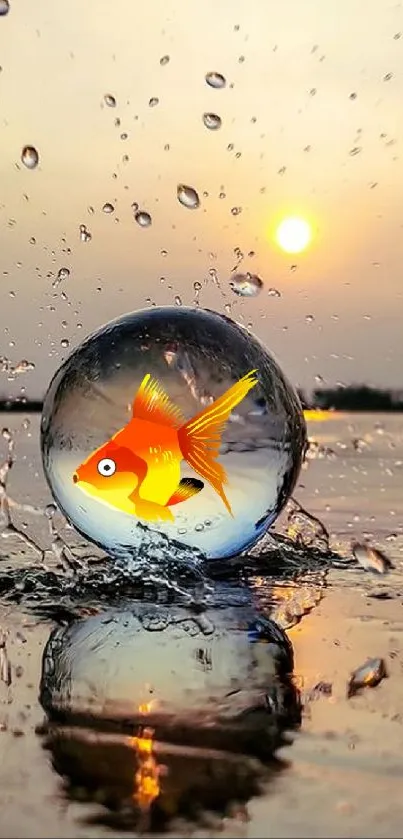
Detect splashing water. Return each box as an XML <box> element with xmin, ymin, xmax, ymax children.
<box><xmin>230</xmin><ymin>272</ymin><xmax>263</xmax><ymax>298</ymax></box>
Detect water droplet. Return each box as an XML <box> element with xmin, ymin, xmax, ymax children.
<box><xmin>104</xmin><ymin>93</ymin><xmax>116</xmax><ymax>107</ymax></box>
<box><xmin>177</xmin><ymin>184</ymin><xmax>200</xmax><ymax>209</ymax></box>
<box><xmin>160</xmin><ymin>54</ymin><xmax>170</xmax><ymax>66</ymax></box>
<box><xmin>0</xmin><ymin>0</ymin><xmax>10</xmax><ymax>16</ymax></box>
<box><xmin>305</xmin><ymin>314</ymin><xmax>315</xmax><ymax>323</ymax></box>
<box><xmin>202</xmin><ymin>112</ymin><xmax>222</xmax><ymax>130</ymax></box>
<box><xmin>349</xmin><ymin>146</ymin><xmax>362</xmax><ymax>156</ymax></box>
<box><xmin>230</xmin><ymin>272</ymin><xmax>263</xmax><ymax>297</ymax></box>
<box><xmin>349</xmin><ymin>92</ymin><xmax>357</xmax><ymax>100</ymax></box>
<box><xmin>79</xmin><ymin>224</ymin><xmax>92</xmax><ymax>243</ymax></box>
<box><xmin>219</xmin><ymin>191</ymin><xmax>226</xmax><ymax>199</ymax></box>
<box><xmin>231</xmin><ymin>206</ymin><xmax>242</xmax><ymax>216</ymax></box>
<box><xmin>134</xmin><ymin>210</ymin><xmax>152</xmax><ymax>227</ymax></box>
<box><xmin>393</xmin><ymin>32</ymin><xmax>401</xmax><ymax>40</ymax></box>
<box><xmin>309</xmin><ymin>87</ymin><xmax>317</xmax><ymax>96</ymax></box>
<box><xmin>149</xmin><ymin>97</ymin><xmax>159</xmax><ymax>108</ymax></box>
<box><xmin>193</xmin><ymin>281</ymin><xmax>202</xmax><ymax>293</ymax></box>
<box><xmin>174</xmin><ymin>295</ymin><xmax>182</xmax><ymax>306</ymax></box>
<box><xmin>267</xmin><ymin>287</ymin><xmax>281</xmax><ymax>298</ymax></box>
<box><xmin>52</xmin><ymin>267</ymin><xmax>70</xmax><ymax>288</ymax></box>
<box><xmin>21</xmin><ymin>145</ymin><xmax>39</xmax><ymax>170</ymax></box>
<box><xmin>102</xmin><ymin>202</ymin><xmax>114</xmax><ymax>214</ymax></box>
<box><xmin>29</xmin><ymin>236</ymin><xmax>36</xmax><ymax>245</ymax></box>
<box><xmin>60</xmin><ymin>338</ymin><xmax>69</xmax><ymax>348</ymax></box>
<box><xmin>383</xmin><ymin>72</ymin><xmax>393</xmax><ymax>82</ymax></box>
<box><xmin>205</xmin><ymin>71</ymin><xmax>226</xmax><ymax>89</ymax></box>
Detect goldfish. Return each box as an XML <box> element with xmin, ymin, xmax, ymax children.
<box><xmin>73</xmin><ymin>369</ymin><xmax>258</xmax><ymax>523</ymax></box>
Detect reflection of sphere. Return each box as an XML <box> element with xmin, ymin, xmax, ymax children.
<box><xmin>39</xmin><ymin>601</ymin><xmax>301</xmax><ymax>828</ymax></box>
<box><xmin>41</xmin><ymin>306</ymin><xmax>306</xmax><ymax>560</ymax></box>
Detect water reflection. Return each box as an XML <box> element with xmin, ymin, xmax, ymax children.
<box><xmin>38</xmin><ymin>590</ymin><xmax>301</xmax><ymax>831</ymax></box>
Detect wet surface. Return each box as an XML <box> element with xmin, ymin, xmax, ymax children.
<box><xmin>1</xmin><ymin>412</ymin><xmax>403</xmax><ymax>837</ymax></box>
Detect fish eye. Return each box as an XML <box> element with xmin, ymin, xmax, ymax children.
<box><xmin>97</xmin><ymin>457</ymin><xmax>116</xmax><ymax>477</ymax></box>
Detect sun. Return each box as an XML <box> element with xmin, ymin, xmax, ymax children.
<box><xmin>275</xmin><ymin>217</ymin><xmax>312</xmax><ymax>254</ymax></box>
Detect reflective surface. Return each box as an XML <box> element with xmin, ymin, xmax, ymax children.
<box><xmin>39</xmin><ymin>596</ymin><xmax>301</xmax><ymax>831</ymax></box>
<box><xmin>41</xmin><ymin>306</ymin><xmax>306</xmax><ymax>561</ymax></box>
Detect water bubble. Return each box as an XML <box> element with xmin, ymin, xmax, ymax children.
<box><xmin>0</xmin><ymin>0</ymin><xmax>9</xmax><ymax>16</ymax></box>
<box><xmin>383</xmin><ymin>72</ymin><xmax>393</xmax><ymax>82</ymax></box>
<box><xmin>174</xmin><ymin>295</ymin><xmax>182</xmax><ymax>306</ymax></box>
<box><xmin>305</xmin><ymin>314</ymin><xmax>315</xmax><ymax>323</ymax></box>
<box><xmin>231</xmin><ymin>206</ymin><xmax>242</xmax><ymax>216</ymax></box>
<box><xmin>52</xmin><ymin>267</ymin><xmax>70</xmax><ymax>288</ymax></box>
<box><xmin>134</xmin><ymin>210</ymin><xmax>152</xmax><ymax>227</ymax></box>
<box><xmin>160</xmin><ymin>54</ymin><xmax>170</xmax><ymax>65</ymax></box>
<box><xmin>205</xmin><ymin>71</ymin><xmax>226</xmax><ymax>89</ymax></box>
<box><xmin>177</xmin><ymin>184</ymin><xmax>200</xmax><ymax>209</ymax></box>
<box><xmin>149</xmin><ymin>97</ymin><xmax>159</xmax><ymax>107</ymax></box>
<box><xmin>102</xmin><ymin>202</ymin><xmax>114</xmax><ymax>214</ymax></box>
<box><xmin>41</xmin><ymin>306</ymin><xmax>306</xmax><ymax>561</ymax></box>
<box><xmin>60</xmin><ymin>338</ymin><xmax>69</xmax><ymax>349</ymax></box>
<box><xmin>230</xmin><ymin>272</ymin><xmax>263</xmax><ymax>297</ymax></box>
<box><xmin>202</xmin><ymin>112</ymin><xmax>222</xmax><ymax>130</ymax></box>
<box><xmin>104</xmin><ymin>93</ymin><xmax>116</xmax><ymax>107</ymax></box>
<box><xmin>21</xmin><ymin>145</ymin><xmax>39</xmax><ymax>170</ymax></box>
<box><xmin>79</xmin><ymin>224</ymin><xmax>92</xmax><ymax>243</ymax></box>
<box><xmin>267</xmin><ymin>288</ymin><xmax>281</xmax><ymax>298</ymax></box>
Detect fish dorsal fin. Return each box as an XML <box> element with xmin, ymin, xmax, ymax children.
<box><xmin>132</xmin><ymin>373</ymin><xmax>185</xmax><ymax>428</ymax></box>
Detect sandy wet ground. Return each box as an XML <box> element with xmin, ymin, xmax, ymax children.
<box><xmin>1</xmin><ymin>411</ymin><xmax>403</xmax><ymax>837</ymax></box>
<box><xmin>2</xmin><ymin>568</ymin><xmax>403</xmax><ymax>839</ymax></box>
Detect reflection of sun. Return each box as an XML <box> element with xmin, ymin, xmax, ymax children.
<box><xmin>275</xmin><ymin>217</ymin><xmax>312</xmax><ymax>254</ymax></box>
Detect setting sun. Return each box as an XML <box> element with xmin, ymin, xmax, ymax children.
<box><xmin>275</xmin><ymin>217</ymin><xmax>312</xmax><ymax>254</ymax></box>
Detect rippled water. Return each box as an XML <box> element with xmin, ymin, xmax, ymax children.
<box><xmin>1</xmin><ymin>411</ymin><xmax>403</xmax><ymax>836</ymax></box>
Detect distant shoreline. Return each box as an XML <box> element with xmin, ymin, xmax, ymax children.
<box><xmin>1</xmin><ymin>401</ymin><xmax>403</xmax><ymax>415</ymax></box>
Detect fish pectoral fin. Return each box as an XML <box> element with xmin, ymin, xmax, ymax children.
<box><xmin>132</xmin><ymin>373</ymin><xmax>185</xmax><ymax>428</ymax></box>
<box><xmin>131</xmin><ymin>495</ymin><xmax>175</xmax><ymax>523</ymax></box>
<box><xmin>167</xmin><ymin>478</ymin><xmax>204</xmax><ymax>507</ymax></box>
<box><xmin>177</xmin><ymin>370</ymin><xmax>259</xmax><ymax>516</ymax></box>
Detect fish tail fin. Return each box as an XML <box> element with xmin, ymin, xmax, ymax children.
<box><xmin>178</xmin><ymin>370</ymin><xmax>259</xmax><ymax>516</ymax></box>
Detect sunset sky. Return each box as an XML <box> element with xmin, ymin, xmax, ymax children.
<box><xmin>1</xmin><ymin>0</ymin><xmax>402</xmax><ymax>398</ymax></box>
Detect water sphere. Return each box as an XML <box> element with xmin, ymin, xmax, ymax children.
<box><xmin>21</xmin><ymin>145</ymin><xmax>39</xmax><ymax>169</ymax></box>
<box><xmin>40</xmin><ymin>307</ymin><xmax>306</xmax><ymax>561</ymax></box>
<box><xmin>177</xmin><ymin>184</ymin><xmax>200</xmax><ymax>209</ymax></box>
<box><xmin>205</xmin><ymin>71</ymin><xmax>226</xmax><ymax>89</ymax></box>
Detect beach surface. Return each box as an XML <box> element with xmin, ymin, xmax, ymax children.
<box><xmin>1</xmin><ymin>412</ymin><xmax>403</xmax><ymax>838</ymax></box>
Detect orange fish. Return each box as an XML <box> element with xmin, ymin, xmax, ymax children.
<box><xmin>73</xmin><ymin>370</ymin><xmax>258</xmax><ymax>523</ymax></box>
